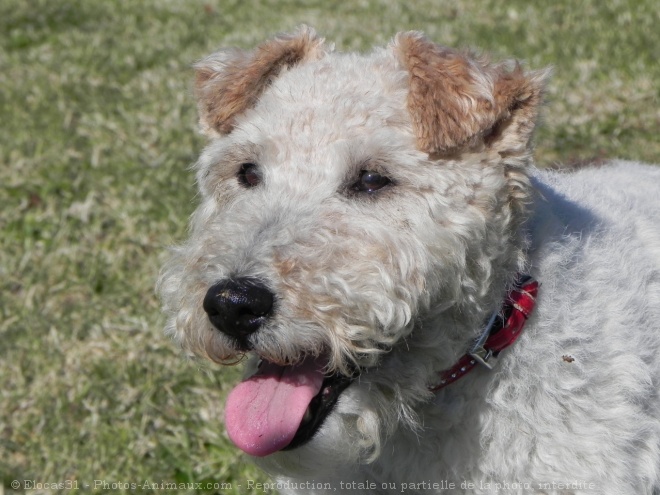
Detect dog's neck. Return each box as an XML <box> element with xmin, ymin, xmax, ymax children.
<box><xmin>428</xmin><ymin>275</ymin><xmax>539</xmax><ymax>391</ymax></box>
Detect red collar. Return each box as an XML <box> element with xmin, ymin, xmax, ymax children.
<box><xmin>429</xmin><ymin>275</ymin><xmax>539</xmax><ymax>392</ymax></box>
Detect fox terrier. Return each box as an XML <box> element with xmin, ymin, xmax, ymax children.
<box><xmin>158</xmin><ymin>27</ymin><xmax>660</xmax><ymax>494</ymax></box>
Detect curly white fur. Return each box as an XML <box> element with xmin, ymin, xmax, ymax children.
<box><xmin>159</xmin><ymin>29</ymin><xmax>660</xmax><ymax>494</ymax></box>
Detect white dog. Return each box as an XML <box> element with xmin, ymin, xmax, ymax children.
<box><xmin>158</xmin><ymin>27</ymin><xmax>660</xmax><ymax>494</ymax></box>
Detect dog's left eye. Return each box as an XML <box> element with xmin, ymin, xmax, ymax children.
<box><xmin>353</xmin><ymin>170</ymin><xmax>391</xmax><ymax>193</ymax></box>
<box><xmin>237</xmin><ymin>163</ymin><xmax>261</xmax><ymax>188</ymax></box>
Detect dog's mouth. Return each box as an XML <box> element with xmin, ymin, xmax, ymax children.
<box><xmin>224</xmin><ymin>355</ymin><xmax>355</xmax><ymax>457</ymax></box>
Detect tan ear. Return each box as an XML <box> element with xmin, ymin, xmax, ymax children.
<box><xmin>393</xmin><ymin>32</ymin><xmax>549</xmax><ymax>154</ymax></box>
<box><xmin>194</xmin><ymin>26</ymin><xmax>326</xmax><ymax>136</ymax></box>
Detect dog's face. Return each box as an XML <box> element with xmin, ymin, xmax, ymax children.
<box><xmin>159</xmin><ymin>27</ymin><xmax>545</xmax><ymax>470</ymax></box>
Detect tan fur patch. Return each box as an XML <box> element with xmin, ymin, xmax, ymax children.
<box><xmin>195</xmin><ymin>26</ymin><xmax>326</xmax><ymax>135</ymax></box>
<box><xmin>393</xmin><ymin>32</ymin><xmax>547</xmax><ymax>154</ymax></box>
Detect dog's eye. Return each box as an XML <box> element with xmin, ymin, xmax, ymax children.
<box><xmin>353</xmin><ymin>170</ymin><xmax>391</xmax><ymax>193</ymax></box>
<box><xmin>237</xmin><ymin>163</ymin><xmax>261</xmax><ymax>188</ymax></box>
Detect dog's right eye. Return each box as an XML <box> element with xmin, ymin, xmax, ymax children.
<box><xmin>237</xmin><ymin>163</ymin><xmax>261</xmax><ymax>188</ymax></box>
<box><xmin>352</xmin><ymin>170</ymin><xmax>392</xmax><ymax>193</ymax></box>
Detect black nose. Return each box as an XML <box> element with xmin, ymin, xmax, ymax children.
<box><xmin>203</xmin><ymin>278</ymin><xmax>275</xmax><ymax>342</ymax></box>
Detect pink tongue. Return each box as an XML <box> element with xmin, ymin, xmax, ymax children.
<box><xmin>224</xmin><ymin>356</ymin><xmax>325</xmax><ymax>457</ymax></box>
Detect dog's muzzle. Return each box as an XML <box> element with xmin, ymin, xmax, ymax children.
<box><xmin>203</xmin><ymin>277</ymin><xmax>275</xmax><ymax>348</ymax></box>
<box><xmin>203</xmin><ymin>277</ymin><xmax>358</xmax><ymax>456</ymax></box>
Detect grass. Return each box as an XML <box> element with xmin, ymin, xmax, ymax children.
<box><xmin>1</xmin><ymin>0</ymin><xmax>658</xmax><ymax>493</ymax></box>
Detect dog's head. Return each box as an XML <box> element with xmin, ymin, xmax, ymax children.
<box><xmin>158</xmin><ymin>27</ymin><xmax>547</xmax><ymax>471</ymax></box>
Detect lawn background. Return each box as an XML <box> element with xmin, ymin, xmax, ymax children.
<box><xmin>1</xmin><ymin>1</ymin><xmax>658</xmax><ymax>494</ymax></box>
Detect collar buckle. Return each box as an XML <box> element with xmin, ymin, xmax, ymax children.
<box><xmin>468</xmin><ymin>310</ymin><xmax>500</xmax><ymax>370</ymax></box>
<box><xmin>469</xmin><ymin>346</ymin><xmax>498</xmax><ymax>370</ymax></box>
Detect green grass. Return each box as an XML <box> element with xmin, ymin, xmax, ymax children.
<box><xmin>1</xmin><ymin>0</ymin><xmax>658</xmax><ymax>493</ymax></box>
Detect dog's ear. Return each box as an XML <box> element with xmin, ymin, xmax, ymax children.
<box><xmin>393</xmin><ymin>32</ymin><xmax>549</xmax><ymax>155</ymax></box>
<box><xmin>194</xmin><ymin>26</ymin><xmax>326</xmax><ymax>136</ymax></box>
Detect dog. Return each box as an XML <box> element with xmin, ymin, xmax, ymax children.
<box><xmin>158</xmin><ymin>27</ymin><xmax>660</xmax><ymax>494</ymax></box>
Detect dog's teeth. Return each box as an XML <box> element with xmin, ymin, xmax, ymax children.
<box><xmin>303</xmin><ymin>407</ymin><xmax>312</xmax><ymax>423</ymax></box>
